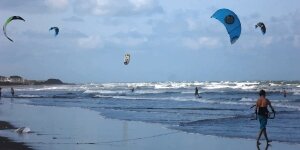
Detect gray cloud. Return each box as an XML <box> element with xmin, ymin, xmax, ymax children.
<box><xmin>0</xmin><ymin>0</ymin><xmax>69</xmax><ymax>13</ymax></box>
<box><xmin>62</xmin><ymin>16</ymin><xmax>84</xmax><ymax>22</ymax></box>
<box><xmin>0</xmin><ymin>0</ymin><xmax>49</xmax><ymax>13</ymax></box>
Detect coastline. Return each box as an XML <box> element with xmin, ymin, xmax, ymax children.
<box><xmin>0</xmin><ymin>121</ymin><xmax>33</xmax><ymax>150</ymax></box>
<box><xmin>0</xmin><ymin>75</ymin><xmax>67</xmax><ymax>86</ymax></box>
<box><xmin>0</xmin><ymin>98</ymin><xmax>299</xmax><ymax>150</ymax></box>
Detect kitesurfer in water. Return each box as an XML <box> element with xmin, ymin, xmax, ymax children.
<box><xmin>11</xmin><ymin>87</ymin><xmax>15</xmax><ymax>97</ymax></box>
<box><xmin>283</xmin><ymin>89</ymin><xmax>287</xmax><ymax>97</ymax></box>
<box><xmin>255</xmin><ymin>90</ymin><xmax>275</xmax><ymax>145</ymax></box>
<box><xmin>195</xmin><ymin>87</ymin><xmax>200</xmax><ymax>98</ymax></box>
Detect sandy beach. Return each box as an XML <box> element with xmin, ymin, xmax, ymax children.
<box><xmin>0</xmin><ymin>97</ymin><xmax>299</xmax><ymax>150</ymax></box>
<box><xmin>0</xmin><ymin>120</ymin><xmax>33</xmax><ymax>150</ymax></box>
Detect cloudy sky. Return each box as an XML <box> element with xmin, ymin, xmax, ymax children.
<box><xmin>0</xmin><ymin>0</ymin><xmax>300</xmax><ymax>83</ymax></box>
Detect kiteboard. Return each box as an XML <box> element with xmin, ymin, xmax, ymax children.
<box><xmin>250</xmin><ymin>104</ymin><xmax>275</xmax><ymax>120</ymax></box>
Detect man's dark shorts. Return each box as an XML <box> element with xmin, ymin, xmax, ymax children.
<box><xmin>258</xmin><ymin>115</ymin><xmax>268</xmax><ymax>129</ymax></box>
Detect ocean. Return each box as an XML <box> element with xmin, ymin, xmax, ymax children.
<box><xmin>2</xmin><ymin>81</ymin><xmax>300</xmax><ymax>143</ymax></box>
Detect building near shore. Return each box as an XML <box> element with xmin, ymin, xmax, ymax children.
<box><xmin>0</xmin><ymin>75</ymin><xmax>64</xmax><ymax>85</ymax></box>
<box><xmin>0</xmin><ymin>75</ymin><xmax>26</xmax><ymax>84</ymax></box>
<box><xmin>9</xmin><ymin>76</ymin><xmax>24</xmax><ymax>83</ymax></box>
<box><xmin>0</xmin><ymin>76</ymin><xmax>9</xmax><ymax>82</ymax></box>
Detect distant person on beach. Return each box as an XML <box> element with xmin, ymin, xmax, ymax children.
<box><xmin>131</xmin><ymin>88</ymin><xmax>135</xmax><ymax>92</ymax></box>
<box><xmin>11</xmin><ymin>87</ymin><xmax>15</xmax><ymax>97</ymax></box>
<box><xmin>0</xmin><ymin>87</ymin><xmax>2</xmax><ymax>97</ymax></box>
<box><xmin>283</xmin><ymin>89</ymin><xmax>287</xmax><ymax>97</ymax></box>
<box><xmin>195</xmin><ymin>87</ymin><xmax>200</xmax><ymax>98</ymax></box>
<box><xmin>255</xmin><ymin>90</ymin><xmax>275</xmax><ymax>145</ymax></box>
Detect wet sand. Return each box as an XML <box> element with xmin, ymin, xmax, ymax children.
<box><xmin>0</xmin><ymin>98</ymin><xmax>299</xmax><ymax>150</ymax></box>
<box><xmin>0</xmin><ymin>121</ymin><xmax>33</xmax><ymax>150</ymax></box>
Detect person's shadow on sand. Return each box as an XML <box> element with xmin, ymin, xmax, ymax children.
<box><xmin>257</xmin><ymin>143</ymin><xmax>270</xmax><ymax>150</ymax></box>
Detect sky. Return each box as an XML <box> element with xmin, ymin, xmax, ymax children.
<box><xmin>0</xmin><ymin>0</ymin><xmax>300</xmax><ymax>83</ymax></box>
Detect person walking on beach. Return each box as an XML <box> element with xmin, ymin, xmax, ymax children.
<box><xmin>11</xmin><ymin>87</ymin><xmax>15</xmax><ymax>97</ymax></box>
<box><xmin>195</xmin><ymin>87</ymin><xmax>200</xmax><ymax>98</ymax></box>
<box><xmin>255</xmin><ymin>90</ymin><xmax>275</xmax><ymax>145</ymax></box>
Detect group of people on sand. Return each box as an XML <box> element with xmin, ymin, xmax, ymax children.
<box><xmin>0</xmin><ymin>87</ymin><xmax>15</xmax><ymax>98</ymax></box>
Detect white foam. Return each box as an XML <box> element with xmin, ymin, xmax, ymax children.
<box><xmin>240</xmin><ymin>97</ymin><xmax>255</xmax><ymax>102</ymax></box>
<box><xmin>181</xmin><ymin>91</ymin><xmax>197</xmax><ymax>94</ymax></box>
<box><xmin>272</xmin><ymin>103</ymin><xmax>300</xmax><ymax>111</ymax></box>
<box><xmin>93</xmin><ymin>95</ymin><xmax>113</xmax><ymax>98</ymax></box>
<box><xmin>12</xmin><ymin>81</ymin><xmax>300</xmax><ymax>94</ymax></box>
<box><xmin>134</xmin><ymin>90</ymin><xmax>169</xmax><ymax>94</ymax></box>
<box><xmin>201</xmin><ymin>81</ymin><xmax>259</xmax><ymax>90</ymax></box>
<box><xmin>109</xmin><ymin>95</ymin><xmax>214</xmax><ymax>104</ymax></box>
<box><xmin>15</xmin><ymin>127</ymin><xmax>31</xmax><ymax>133</ymax></box>
<box><xmin>293</xmin><ymin>92</ymin><xmax>300</xmax><ymax>95</ymax></box>
<box><xmin>35</xmin><ymin>86</ymin><xmax>69</xmax><ymax>91</ymax></box>
<box><xmin>111</xmin><ymin>96</ymin><xmax>150</xmax><ymax>100</ymax></box>
<box><xmin>17</xmin><ymin>94</ymin><xmax>41</xmax><ymax>98</ymax></box>
<box><xmin>154</xmin><ymin>82</ymin><xmax>189</xmax><ymax>89</ymax></box>
<box><xmin>83</xmin><ymin>90</ymin><xmax>128</xmax><ymax>95</ymax></box>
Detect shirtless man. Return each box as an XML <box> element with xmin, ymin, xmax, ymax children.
<box><xmin>255</xmin><ymin>90</ymin><xmax>275</xmax><ymax>145</ymax></box>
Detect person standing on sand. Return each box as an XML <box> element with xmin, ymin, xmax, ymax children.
<box><xmin>11</xmin><ymin>87</ymin><xmax>14</xmax><ymax>97</ymax></box>
<box><xmin>255</xmin><ymin>90</ymin><xmax>276</xmax><ymax>145</ymax></box>
<box><xmin>0</xmin><ymin>87</ymin><xmax>2</xmax><ymax>97</ymax></box>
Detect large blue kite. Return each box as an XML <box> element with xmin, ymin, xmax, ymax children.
<box><xmin>211</xmin><ymin>8</ymin><xmax>241</xmax><ymax>44</ymax></box>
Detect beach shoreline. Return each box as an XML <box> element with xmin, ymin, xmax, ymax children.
<box><xmin>0</xmin><ymin>121</ymin><xmax>33</xmax><ymax>150</ymax></box>
<box><xmin>0</xmin><ymin>98</ymin><xmax>299</xmax><ymax>150</ymax></box>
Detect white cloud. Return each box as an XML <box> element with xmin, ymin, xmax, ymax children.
<box><xmin>186</xmin><ymin>18</ymin><xmax>200</xmax><ymax>31</ymax></box>
<box><xmin>62</xmin><ymin>16</ymin><xmax>84</xmax><ymax>22</ymax></box>
<box><xmin>78</xmin><ymin>36</ymin><xmax>103</xmax><ymax>49</ymax></box>
<box><xmin>110</xmin><ymin>36</ymin><xmax>148</xmax><ymax>47</ymax></box>
<box><xmin>45</xmin><ymin>0</ymin><xmax>69</xmax><ymax>10</ymax></box>
<box><xmin>260</xmin><ymin>36</ymin><xmax>273</xmax><ymax>47</ymax></box>
<box><xmin>77</xmin><ymin>33</ymin><xmax>147</xmax><ymax>49</ymax></box>
<box><xmin>129</xmin><ymin>0</ymin><xmax>158</xmax><ymax>11</ymax></box>
<box><xmin>74</xmin><ymin>0</ymin><xmax>163</xmax><ymax>16</ymax></box>
<box><xmin>183</xmin><ymin>37</ymin><xmax>221</xmax><ymax>50</ymax></box>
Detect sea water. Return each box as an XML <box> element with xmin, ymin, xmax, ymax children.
<box><xmin>3</xmin><ymin>81</ymin><xmax>300</xmax><ymax>143</ymax></box>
